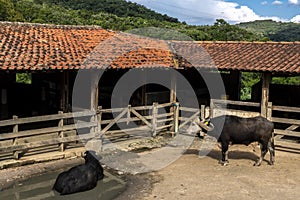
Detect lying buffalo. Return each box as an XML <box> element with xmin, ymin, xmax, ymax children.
<box><xmin>188</xmin><ymin>115</ymin><xmax>275</xmax><ymax>166</ymax></box>
<box><xmin>53</xmin><ymin>150</ymin><xmax>104</xmax><ymax>195</ymax></box>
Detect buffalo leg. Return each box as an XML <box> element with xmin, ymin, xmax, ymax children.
<box><xmin>254</xmin><ymin>141</ymin><xmax>268</xmax><ymax>166</ymax></box>
<box><xmin>220</xmin><ymin>143</ymin><xmax>229</xmax><ymax>166</ymax></box>
<box><xmin>268</xmin><ymin>140</ymin><xmax>275</xmax><ymax>165</ymax></box>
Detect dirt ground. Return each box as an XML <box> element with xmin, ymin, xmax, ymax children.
<box><xmin>117</xmin><ymin>139</ymin><xmax>300</xmax><ymax>200</ymax></box>
<box><xmin>0</xmin><ymin>139</ymin><xmax>299</xmax><ymax>200</ymax></box>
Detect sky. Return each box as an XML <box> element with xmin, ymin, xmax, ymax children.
<box><xmin>129</xmin><ymin>0</ymin><xmax>300</xmax><ymax>25</ymax></box>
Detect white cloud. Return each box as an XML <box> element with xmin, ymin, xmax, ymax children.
<box><xmin>272</xmin><ymin>1</ymin><xmax>283</xmax><ymax>5</ymax></box>
<box><xmin>129</xmin><ymin>0</ymin><xmax>287</xmax><ymax>24</ymax></box>
<box><xmin>291</xmin><ymin>15</ymin><xmax>300</xmax><ymax>23</ymax></box>
<box><xmin>261</xmin><ymin>1</ymin><xmax>268</xmax><ymax>5</ymax></box>
<box><xmin>288</xmin><ymin>0</ymin><xmax>300</xmax><ymax>5</ymax></box>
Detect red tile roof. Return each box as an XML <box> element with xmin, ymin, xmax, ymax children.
<box><xmin>1</xmin><ymin>22</ymin><xmax>300</xmax><ymax>73</ymax></box>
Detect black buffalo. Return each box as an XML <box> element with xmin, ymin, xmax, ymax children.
<box><xmin>188</xmin><ymin>115</ymin><xmax>275</xmax><ymax>166</ymax></box>
<box><xmin>53</xmin><ymin>150</ymin><xmax>104</xmax><ymax>195</ymax></box>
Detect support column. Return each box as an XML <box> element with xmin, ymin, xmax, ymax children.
<box><xmin>261</xmin><ymin>72</ymin><xmax>272</xmax><ymax>118</ymax></box>
<box><xmin>60</xmin><ymin>71</ymin><xmax>70</xmax><ymax>112</ymax></box>
<box><xmin>170</xmin><ymin>69</ymin><xmax>177</xmax><ymax>103</ymax></box>
<box><xmin>90</xmin><ymin>70</ymin><xmax>100</xmax><ymax>111</ymax></box>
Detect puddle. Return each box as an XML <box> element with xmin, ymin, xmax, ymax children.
<box><xmin>0</xmin><ymin>170</ymin><xmax>126</xmax><ymax>200</ymax></box>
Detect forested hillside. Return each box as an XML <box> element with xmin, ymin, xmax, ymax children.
<box><xmin>238</xmin><ymin>20</ymin><xmax>300</xmax><ymax>42</ymax></box>
<box><xmin>0</xmin><ymin>0</ymin><xmax>262</xmax><ymax>41</ymax></box>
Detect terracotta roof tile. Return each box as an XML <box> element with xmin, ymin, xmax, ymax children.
<box><xmin>1</xmin><ymin>22</ymin><xmax>300</xmax><ymax>73</ymax></box>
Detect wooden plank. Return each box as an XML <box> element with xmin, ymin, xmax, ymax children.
<box><xmin>131</xmin><ymin>108</ymin><xmax>152</xmax><ymax>128</ymax></box>
<box><xmin>0</xmin><ymin>111</ymin><xmax>95</xmax><ymax>127</ymax></box>
<box><xmin>156</xmin><ymin>112</ymin><xmax>173</xmax><ymax>119</ymax></box>
<box><xmin>212</xmin><ymin>99</ymin><xmax>260</xmax><ymax>107</ymax></box>
<box><xmin>0</xmin><ymin>122</ymin><xmax>97</xmax><ymax>140</ymax></box>
<box><xmin>0</xmin><ymin>133</ymin><xmax>95</xmax><ymax>153</ymax></box>
<box><xmin>157</xmin><ymin>118</ymin><xmax>173</xmax><ymax>124</ymax></box>
<box><xmin>179</xmin><ymin>110</ymin><xmax>200</xmax><ymax>129</ymax></box>
<box><xmin>213</xmin><ymin>108</ymin><xmax>260</xmax><ymax>118</ymax></box>
<box><xmin>157</xmin><ymin>124</ymin><xmax>173</xmax><ymax>130</ymax></box>
<box><xmin>275</xmin><ymin>140</ymin><xmax>300</xmax><ymax>150</ymax></box>
<box><xmin>101</xmin><ymin>108</ymin><xmax>128</xmax><ymax>133</ymax></box>
<box><xmin>272</xmin><ymin>117</ymin><xmax>300</xmax><ymax>126</ymax></box>
<box><xmin>100</xmin><ymin>107</ymin><xmax>127</xmax><ymax>113</ymax></box>
<box><xmin>274</xmin><ymin>129</ymin><xmax>300</xmax><ymax>137</ymax></box>
<box><xmin>272</xmin><ymin>105</ymin><xmax>300</xmax><ymax>113</ymax></box>
<box><xmin>101</xmin><ymin>116</ymin><xmax>153</xmax><ymax>125</ymax></box>
<box><xmin>180</xmin><ymin>107</ymin><xmax>199</xmax><ymax>112</ymax></box>
<box><xmin>157</xmin><ymin>102</ymin><xmax>173</xmax><ymax>109</ymax></box>
<box><xmin>287</xmin><ymin>125</ymin><xmax>299</xmax><ymax>131</ymax></box>
<box><xmin>129</xmin><ymin>105</ymin><xmax>153</xmax><ymax>111</ymax></box>
<box><xmin>105</xmin><ymin>126</ymin><xmax>151</xmax><ymax>135</ymax></box>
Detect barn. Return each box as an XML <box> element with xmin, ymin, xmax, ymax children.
<box><xmin>0</xmin><ymin>21</ymin><xmax>299</xmax><ymax>166</ymax></box>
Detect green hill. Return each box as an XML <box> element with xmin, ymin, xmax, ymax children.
<box><xmin>237</xmin><ymin>20</ymin><xmax>300</xmax><ymax>41</ymax></box>
<box><xmin>0</xmin><ymin>0</ymin><xmax>262</xmax><ymax>41</ymax></box>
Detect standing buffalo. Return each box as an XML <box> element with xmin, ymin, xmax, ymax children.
<box><xmin>53</xmin><ymin>150</ymin><xmax>104</xmax><ymax>195</ymax></box>
<box><xmin>188</xmin><ymin>115</ymin><xmax>275</xmax><ymax>166</ymax></box>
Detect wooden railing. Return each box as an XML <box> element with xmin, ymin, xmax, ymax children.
<box><xmin>0</xmin><ymin>102</ymin><xmax>175</xmax><ymax>160</ymax></box>
<box><xmin>0</xmin><ymin>100</ymin><xmax>299</xmax><ymax>162</ymax></box>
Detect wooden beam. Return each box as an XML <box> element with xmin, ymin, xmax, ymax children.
<box><xmin>60</xmin><ymin>71</ymin><xmax>69</xmax><ymax>112</ymax></box>
<box><xmin>261</xmin><ymin>73</ymin><xmax>271</xmax><ymax>118</ymax></box>
<box><xmin>170</xmin><ymin>70</ymin><xmax>177</xmax><ymax>103</ymax></box>
<box><xmin>90</xmin><ymin>70</ymin><xmax>99</xmax><ymax>111</ymax></box>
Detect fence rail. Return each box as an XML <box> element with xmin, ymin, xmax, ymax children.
<box><xmin>0</xmin><ymin>99</ymin><xmax>299</xmax><ymax>163</ymax></box>
<box><xmin>0</xmin><ymin>102</ymin><xmax>175</xmax><ymax>161</ymax></box>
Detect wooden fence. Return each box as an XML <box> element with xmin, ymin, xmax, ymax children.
<box><xmin>0</xmin><ymin>102</ymin><xmax>175</xmax><ymax>161</ymax></box>
<box><xmin>0</xmin><ymin>100</ymin><xmax>299</xmax><ymax>164</ymax></box>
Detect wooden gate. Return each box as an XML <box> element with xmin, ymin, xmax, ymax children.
<box><xmin>0</xmin><ymin>102</ymin><xmax>175</xmax><ymax>166</ymax></box>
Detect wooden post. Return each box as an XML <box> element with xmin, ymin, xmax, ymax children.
<box><xmin>152</xmin><ymin>102</ymin><xmax>158</xmax><ymax>137</ymax></box>
<box><xmin>200</xmin><ymin>105</ymin><xmax>205</xmax><ymax>120</ymax></box>
<box><xmin>90</xmin><ymin>70</ymin><xmax>99</xmax><ymax>111</ymax></box>
<box><xmin>267</xmin><ymin>102</ymin><xmax>274</xmax><ymax>145</ymax></box>
<box><xmin>12</xmin><ymin>115</ymin><xmax>20</xmax><ymax>159</ymax></box>
<box><xmin>127</xmin><ymin>105</ymin><xmax>131</xmax><ymax>125</ymax></box>
<box><xmin>173</xmin><ymin>102</ymin><xmax>179</xmax><ymax>135</ymax></box>
<box><xmin>169</xmin><ymin>69</ymin><xmax>177</xmax><ymax>133</ymax></box>
<box><xmin>60</xmin><ymin>71</ymin><xmax>70</xmax><ymax>112</ymax></box>
<box><xmin>267</xmin><ymin>102</ymin><xmax>273</xmax><ymax>121</ymax></box>
<box><xmin>58</xmin><ymin>111</ymin><xmax>65</xmax><ymax>152</ymax></box>
<box><xmin>210</xmin><ymin>100</ymin><xmax>214</xmax><ymax>118</ymax></box>
<box><xmin>97</xmin><ymin>106</ymin><xmax>102</xmax><ymax>138</ymax></box>
<box><xmin>170</xmin><ymin>70</ymin><xmax>177</xmax><ymax>104</ymax></box>
<box><xmin>261</xmin><ymin>73</ymin><xmax>272</xmax><ymax>118</ymax></box>
<box><xmin>97</xmin><ymin>106</ymin><xmax>103</xmax><ymax>152</ymax></box>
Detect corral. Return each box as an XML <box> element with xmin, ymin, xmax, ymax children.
<box><xmin>0</xmin><ymin>21</ymin><xmax>300</xmax><ymax>199</ymax></box>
